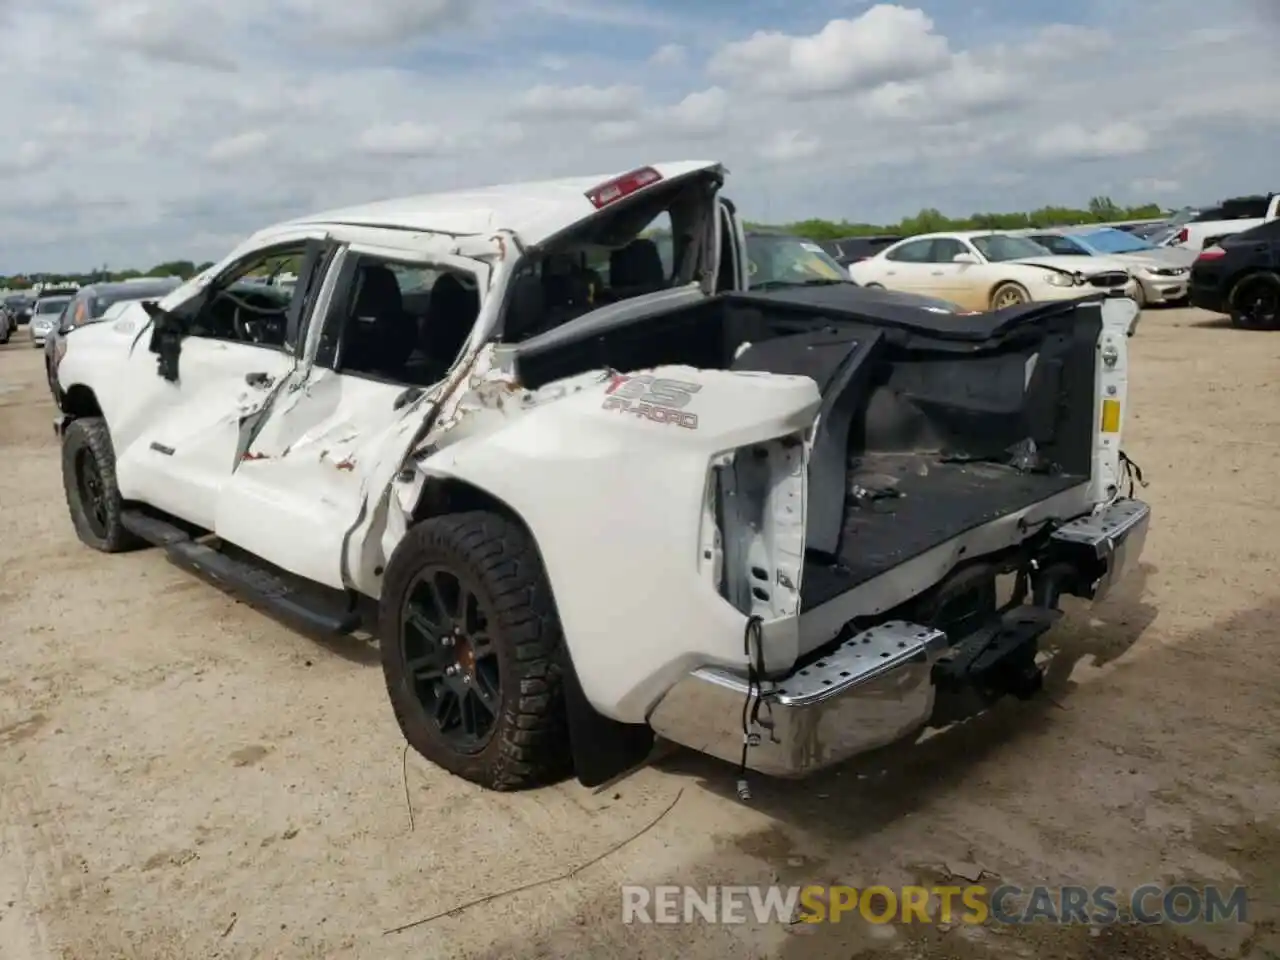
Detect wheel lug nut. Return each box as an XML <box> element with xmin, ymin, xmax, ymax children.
<box><xmin>445</xmin><ymin>665</ymin><xmax>457</xmax><ymax>676</ymax></box>
<box><xmin>462</xmin><ymin>675</ymin><xmax>471</xmax><ymax>684</ymax></box>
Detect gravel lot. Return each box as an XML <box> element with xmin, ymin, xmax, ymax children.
<box><xmin>1</xmin><ymin>308</ymin><xmax>1278</xmax><ymax>960</ymax></box>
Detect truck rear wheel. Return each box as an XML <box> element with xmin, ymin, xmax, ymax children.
<box><xmin>379</xmin><ymin>510</ymin><xmax>571</xmax><ymax>790</ymax></box>
<box><xmin>61</xmin><ymin>417</ymin><xmax>142</xmax><ymax>553</ymax></box>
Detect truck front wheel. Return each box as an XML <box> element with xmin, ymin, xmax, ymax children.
<box><xmin>61</xmin><ymin>417</ymin><xmax>141</xmax><ymax>553</ymax></box>
<box><xmin>378</xmin><ymin>510</ymin><xmax>572</xmax><ymax>790</ymax></box>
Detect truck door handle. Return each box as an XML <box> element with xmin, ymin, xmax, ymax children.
<box><xmin>245</xmin><ymin>372</ymin><xmax>271</xmax><ymax>387</ymax></box>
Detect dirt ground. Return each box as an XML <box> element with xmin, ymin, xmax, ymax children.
<box><xmin>1</xmin><ymin>307</ymin><xmax>1277</xmax><ymax>960</ymax></box>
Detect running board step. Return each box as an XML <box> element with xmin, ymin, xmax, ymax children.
<box><xmin>121</xmin><ymin>509</ymin><xmax>192</xmax><ymax>545</ymax></box>
<box><xmin>121</xmin><ymin>509</ymin><xmax>361</xmax><ymax>635</ymax></box>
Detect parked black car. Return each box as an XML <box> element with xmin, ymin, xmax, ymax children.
<box><xmin>3</xmin><ymin>293</ymin><xmax>34</xmax><ymax>326</ymax></box>
<box><xmin>818</xmin><ymin>235</ymin><xmax>904</xmax><ymax>266</ymax></box>
<box><xmin>1188</xmin><ymin>219</ymin><xmax>1280</xmax><ymax>329</ymax></box>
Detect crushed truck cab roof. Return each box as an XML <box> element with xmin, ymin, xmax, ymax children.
<box><xmin>282</xmin><ymin>160</ymin><xmax>722</xmax><ymax>247</ymax></box>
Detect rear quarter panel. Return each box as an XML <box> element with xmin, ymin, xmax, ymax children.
<box><xmin>406</xmin><ymin>365</ymin><xmax>820</xmax><ymax>722</ymax></box>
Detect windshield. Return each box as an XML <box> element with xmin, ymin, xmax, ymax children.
<box><xmin>35</xmin><ymin>298</ymin><xmax>70</xmax><ymax>315</ymax></box>
<box><xmin>1078</xmin><ymin>229</ymin><xmax>1157</xmax><ymax>254</ymax></box>
<box><xmin>971</xmin><ymin>234</ymin><xmax>1054</xmax><ymax>262</ymax></box>
<box><xmin>747</xmin><ymin>234</ymin><xmax>849</xmax><ymax>287</ymax></box>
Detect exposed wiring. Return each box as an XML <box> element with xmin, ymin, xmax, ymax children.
<box><xmin>401</xmin><ymin>742</ymin><xmax>416</xmax><ymax>833</ymax></box>
<box><xmin>1118</xmin><ymin>450</ymin><xmax>1148</xmax><ymax>498</ymax></box>
<box><xmin>737</xmin><ymin>614</ymin><xmax>766</xmax><ymax>801</ymax></box>
<box><xmin>383</xmin><ymin>788</ymin><xmax>685</xmax><ymax>935</ymax></box>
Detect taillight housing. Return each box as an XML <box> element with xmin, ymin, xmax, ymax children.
<box><xmin>1175</xmin><ymin>227</ymin><xmax>1189</xmax><ymax>245</ymax></box>
<box><xmin>585</xmin><ymin>166</ymin><xmax>663</xmax><ymax>209</ymax></box>
<box><xmin>1197</xmin><ymin>245</ymin><xmax>1226</xmax><ymax>261</ymax></box>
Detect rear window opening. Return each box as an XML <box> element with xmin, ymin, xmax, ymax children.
<box><xmin>499</xmin><ymin>171</ymin><xmax>720</xmax><ymax>343</ymax></box>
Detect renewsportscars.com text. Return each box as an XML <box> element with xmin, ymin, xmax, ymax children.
<box><xmin>621</xmin><ymin>884</ymin><xmax>1249</xmax><ymax>926</ymax></box>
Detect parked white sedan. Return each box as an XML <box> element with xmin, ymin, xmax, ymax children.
<box><xmin>848</xmin><ymin>231</ymin><xmax>1136</xmax><ymax>311</ymax></box>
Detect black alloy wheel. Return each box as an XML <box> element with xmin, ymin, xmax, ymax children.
<box><xmin>400</xmin><ymin>567</ymin><xmax>502</xmax><ymax>753</ymax></box>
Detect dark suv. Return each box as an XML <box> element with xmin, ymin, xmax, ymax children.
<box><xmin>1189</xmin><ymin>219</ymin><xmax>1280</xmax><ymax>329</ymax></box>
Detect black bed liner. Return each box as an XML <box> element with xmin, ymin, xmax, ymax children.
<box><xmin>800</xmin><ymin>454</ymin><xmax>1086</xmax><ymax>610</ymax></box>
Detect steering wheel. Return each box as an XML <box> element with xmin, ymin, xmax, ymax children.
<box><xmin>221</xmin><ymin>289</ymin><xmax>287</xmax><ymax>344</ymax></box>
<box><xmin>232</xmin><ymin>304</ymin><xmax>266</xmax><ymax>343</ymax></box>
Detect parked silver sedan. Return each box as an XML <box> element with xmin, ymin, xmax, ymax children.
<box><xmin>27</xmin><ymin>295</ymin><xmax>73</xmax><ymax>346</ymax></box>
<box><xmin>1019</xmin><ymin>227</ymin><xmax>1195</xmax><ymax>307</ymax></box>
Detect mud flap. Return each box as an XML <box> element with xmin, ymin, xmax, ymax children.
<box><xmin>560</xmin><ymin>651</ymin><xmax>654</xmax><ymax>788</ymax></box>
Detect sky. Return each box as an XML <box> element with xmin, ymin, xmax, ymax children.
<box><xmin>0</xmin><ymin>0</ymin><xmax>1277</xmax><ymax>273</ymax></box>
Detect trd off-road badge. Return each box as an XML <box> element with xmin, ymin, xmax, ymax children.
<box><xmin>602</xmin><ymin>374</ymin><xmax>701</xmax><ymax>429</ymax></box>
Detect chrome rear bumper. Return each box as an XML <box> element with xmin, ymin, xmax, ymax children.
<box><xmin>647</xmin><ymin>497</ymin><xmax>1150</xmax><ymax>778</ymax></box>
<box><xmin>649</xmin><ymin>621</ymin><xmax>948</xmax><ymax>778</ymax></box>
<box><xmin>1049</xmin><ymin>496</ymin><xmax>1150</xmax><ymax>603</ymax></box>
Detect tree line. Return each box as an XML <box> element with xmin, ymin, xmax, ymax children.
<box><xmin>1</xmin><ymin>197</ymin><xmax>1167</xmax><ymax>288</ymax></box>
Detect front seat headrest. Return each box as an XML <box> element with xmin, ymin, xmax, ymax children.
<box><xmin>423</xmin><ymin>272</ymin><xmax>480</xmax><ymax>359</ymax></box>
<box><xmin>348</xmin><ymin>264</ymin><xmax>416</xmax><ymax>372</ymax></box>
<box><xmin>351</xmin><ymin>264</ymin><xmax>403</xmax><ymax>319</ymax></box>
<box><xmin>610</xmin><ymin>238</ymin><xmax>665</xmax><ymax>290</ymax></box>
<box><xmin>502</xmin><ymin>273</ymin><xmax>546</xmax><ymax>342</ymax></box>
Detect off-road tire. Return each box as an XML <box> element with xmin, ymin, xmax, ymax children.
<box><xmin>990</xmin><ymin>281</ymin><xmax>1030</xmax><ymax>310</ymax></box>
<box><xmin>61</xmin><ymin>417</ymin><xmax>142</xmax><ymax>553</ymax></box>
<box><xmin>379</xmin><ymin>510</ymin><xmax>571</xmax><ymax>790</ymax></box>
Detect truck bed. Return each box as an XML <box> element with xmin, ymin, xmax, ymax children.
<box><xmin>511</xmin><ymin>284</ymin><xmax>1107</xmax><ymax>614</ymax></box>
<box><xmin>801</xmin><ymin>453</ymin><xmax>1087</xmax><ymax>609</ymax></box>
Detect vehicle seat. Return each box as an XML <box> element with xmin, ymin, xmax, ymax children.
<box><xmin>609</xmin><ymin>239</ymin><xmax>666</xmax><ymax>297</ymax></box>
<box><xmin>344</xmin><ymin>264</ymin><xmax>417</xmax><ymax>375</ymax></box>
<box><xmin>502</xmin><ymin>273</ymin><xmax>547</xmax><ymax>342</ymax></box>
<box><xmin>422</xmin><ymin>273</ymin><xmax>480</xmax><ymax>363</ymax></box>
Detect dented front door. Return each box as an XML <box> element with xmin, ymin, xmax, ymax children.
<box><xmin>116</xmin><ymin>337</ymin><xmax>299</xmax><ymax>531</ymax></box>
<box><xmin>212</xmin><ymin>245</ymin><xmax>489</xmax><ymax>593</ymax></box>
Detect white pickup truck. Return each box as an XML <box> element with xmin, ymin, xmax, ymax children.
<box><xmin>52</xmin><ymin>161</ymin><xmax>1150</xmax><ymax>791</ymax></box>
<box><xmin>1166</xmin><ymin>193</ymin><xmax>1280</xmax><ymax>252</ymax></box>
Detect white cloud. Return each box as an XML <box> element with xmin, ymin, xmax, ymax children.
<box><xmin>757</xmin><ymin>130</ymin><xmax>821</xmax><ymax>163</ymax></box>
<box><xmin>1</xmin><ymin>0</ymin><xmax>1278</xmax><ymax>273</ymax></box>
<box><xmin>517</xmin><ymin>83</ymin><xmax>642</xmax><ymax>119</ymax></box>
<box><xmin>1031</xmin><ymin>121</ymin><xmax>1151</xmax><ymax>160</ymax></box>
<box><xmin>648</xmin><ymin>43</ymin><xmax>685</xmax><ymax>67</ymax></box>
<box><xmin>708</xmin><ymin>6</ymin><xmax>951</xmax><ymax>96</ymax></box>
<box><xmin>662</xmin><ymin>87</ymin><xmax>729</xmax><ymax>137</ymax></box>
<box><xmin>1131</xmin><ymin>177</ymin><xmax>1181</xmax><ymax>195</ymax></box>
<box><xmin>357</xmin><ymin>122</ymin><xmax>453</xmax><ymax>157</ymax></box>
<box><xmin>207</xmin><ymin>131</ymin><xmax>272</xmax><ymax>164</ymax></box>
<box><xmin>285</xmin><ymin>0</ymin><xmax>473</xmax><ymax>44</ymax></box>
<box><xmin>591</xmin><ymin>120</ymin><xmax>643</xmax><ymax>144</ymax></box>
<box><xmin>92</xmin><ymin>0</ymin><xmax>237</xmax><ymax>71</ymax></box>
<box><xmin>860</xmin><ymin>52</ymin><xmax>1016</xmax><ymax>120</ymax></box>
<box><xmin>0</xmin><ymin>141</ymin><xmax>54</xmax><ymax>176</ymax></box>
<box><xmin>1018</xmin><ymin>23</ymin><xmax>1113</xmax><ymax>60</ymax></box>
